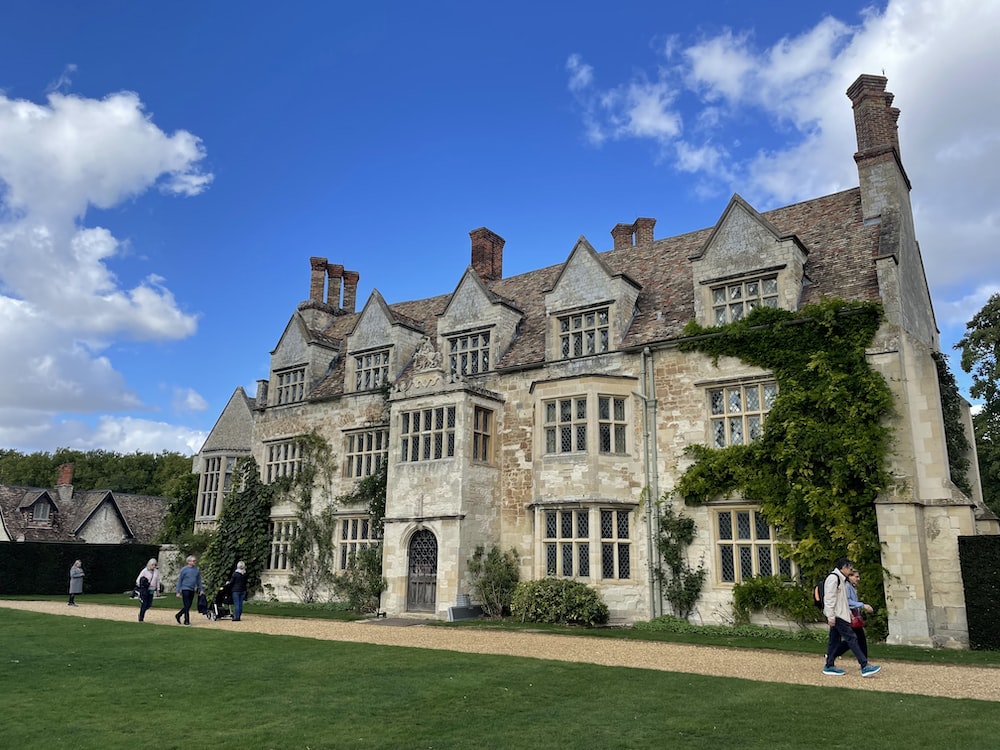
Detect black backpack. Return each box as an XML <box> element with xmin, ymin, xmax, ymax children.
<box><xmin>813</xmin><ymin>574</ymin><xmax>840</xmax><ymax>609</ymax></box>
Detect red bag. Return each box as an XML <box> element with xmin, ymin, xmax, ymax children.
<box><xmin>850</xmin><ymin>609</ymin><xmax>865</xmax><ymax>629</ymax></box>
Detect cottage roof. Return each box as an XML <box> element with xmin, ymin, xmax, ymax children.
<box><xmin>0</xmin><ymin>483</ymin><xmax>170</xmax><ymax>544</ymax></box>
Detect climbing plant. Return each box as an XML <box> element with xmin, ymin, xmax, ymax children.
<box><xmin>286</xmin><ymin>432</ymin><xmax>341</xmax><ymax>603</ymax></box>
<box><xmin>653</xmin><ymin>499</ymin><xmax>706</xmax><ymax>618</ymax></box>
<box><xmin>200</xmin><ymin>456</ymin><xmax>275</xmax><ymax>593</ymax></box>
<box><xmin>932</xmin><ymin>351</ymin><xmax>973</xmax><ymax>497</ymax></box>
<box><xmin>675</xmin><ymin>299</ymin><xmax>893</xmax><ymax>609</ymax></box>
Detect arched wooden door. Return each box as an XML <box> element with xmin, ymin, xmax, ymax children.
<box><xmin>406</xmin><ymin>529</ymin><xmax>437</xmax><ymax>612</ymax></box>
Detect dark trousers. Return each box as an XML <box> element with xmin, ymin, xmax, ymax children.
<box><xmin>825</xmin><ymin>617</ymin><xmax>867</xmax><ymax>667</ymax></box>
<box><xmin>232</xmin><ymin>591</ymin><xmax>245</xmax><ymax>621</ymax></box>
<box><xmin>835</xmin><ymin>625</ymin><xmax>868</xmax><ymax>659</ymax></box>
<box><xmin>138</xmin><ymin>589</ymin><xmax>154</xmax><ymax>621</ymax></box>
<box><xmin>177</xmin><ymin>589</ymin><xmax>194</xmax><ymax>624</ymax></box>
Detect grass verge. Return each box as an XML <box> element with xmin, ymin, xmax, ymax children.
<box><xmin>1</xmin><ymin>609</ymin><xmax>997</xmax><ymax>750</ymax></box>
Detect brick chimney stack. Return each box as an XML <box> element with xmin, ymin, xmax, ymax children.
<box><xmin>634</xmin><ymin>217</ymin><xmax>656</xmax><ymax>245</ymax></box>
<box><xmin>612</xmin><ymin>218</ymin><xmax>656</xmax><ymax>250</ymax></box>
<box><xmin>309</xmin><ymin>257</ymin><xmax>328</xmax><ymax>302</ymax></box>
<box><xmin>57</xmin><ymin>463</ymin><xmax>74</xmax><ymax>486</ymax></box>
<box><xmin>56</xmin><ymin>463</ymin><xmax>74</xmax><ymax>502</ymax></box>
<box><xmin>469</xmin><ymin>228</ymin><xmax>504</xmax><ymax>282</ymax></box>
<box><xmin>611</xmin><ymin>223</ymin><xmax>633</xmax><ymax>250</ymax></box>
<box><xmin>343</xmin><ymin>270</ymin><xmax>360</xmax><ymax>313</ymax></box>
<box><xmin>326</xmin><ymin>263</ymin><xmax>344</xmax><ymax>307</ymax></box>
<box><xmin>847</xmin><ymin>74</ymin><xmax>901</xmax><ymax>161</ymax></box>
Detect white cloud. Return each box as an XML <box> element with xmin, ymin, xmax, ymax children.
<box><xmin>566</xmin><ymin>0</ymin><xmax>1000</xmax><ymax>364</ymax></box>
<box><xmin>0</xmin><ymin>88</ymin><xmax>211</xmax><ymax>448</ymax></box>
<box><xmin>0</xmin><ymin>409</ymin><xmax>207</xmax><ymax>455</ymax></box>
<box><xmin>172</xmin><ymin>387</ymin><xmax>209</xmax><ymax>414</ymax></box>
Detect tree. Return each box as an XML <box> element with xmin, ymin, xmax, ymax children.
<box><xmin>956</xmin><ymin>292</ymin><xmax>1000</xmax><ymax>514</ymax></box>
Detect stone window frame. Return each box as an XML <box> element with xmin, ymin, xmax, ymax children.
<box><xmin>354</xmin><ymin>348</ymin><xmax>390</xmax><ymax>392</ymax></box>
<box><xmin>275</xmin><ymin>366</ymin><xmax>307</xmax><ymax>405</ymax></box>
<box><xmin>600</xmin><ymin>508</ymin><xmax>632</xmax><ymax>580</ymax></box>
<box><xmin>345</xmin><ymin>427</ymin><xmax>389</xmax><ymax>478</ymax></box>
<box><xmin>399</xmin><ymin>405</ymin><xmax>457</xmax><ymax>463</ymax></box>
<box><xmin>337</xmin><ymin>515</ymin><xmax>380</xmax><ymax>571</ymax></box>
<box><xmin>707</xmin><ymin>379</ymin><xmax>778</xmax><ymax>448</ymax></box>
<box><xmin>264</xmin><ymin>439</ymin><xmax>302</xmax><ymax>483</ymax></box>
<box><xmin>268</xmin><ymin>519</ymin><xmax>297</xmax><ymax>571</ymax></box>
<box><xmin>448</xmin><ymin>328</ymin><xmax>491</xmax><ymax>376</ymax></box>
<box><xmin>710</xmin><ymin>274</ymin><xmax>780</xmax><ymax>325</ymax></box>
<box><xmin>711</xmin><ymin>505</ymin><xmax>794</xmax><ymax>585</ymax></box>
<box><xmin>543</xmin><ymin>396</ymin><xmax>589</xmax><ymax>454</ymax></box>
<box><xmin>472</xmin><ymin>405</ymin><xmax>494</xmax><ymax>464</ymax></box>
<box><xmin>598</xmin><ymin>395</ymin><xmax>627</xmax><ymax>454</ymax></box>
<box><xmin>558</xmin><ymin>306</ymin><xmax>610</xmax><ymax>359</ymax></box>
<box><xmin>541</xmin><ymin>505</ymin><xmax>634</xmax><ymax>581</ymax></box>
<box><xmin>198</xmin><ymin>457</ymin><xmax>222</xmax><ymax>518</ymax></box>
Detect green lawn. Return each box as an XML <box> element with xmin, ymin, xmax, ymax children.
<box><xmin>1</xmin><ymin>607</ymin><xmax>997</xmax><ymax>750</ymax></box>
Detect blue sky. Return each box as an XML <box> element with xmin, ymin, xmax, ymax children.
<box><xmin>1</xmin><ymin>0</ymin><xmax>997</xmax><ymax>456</ymax></box>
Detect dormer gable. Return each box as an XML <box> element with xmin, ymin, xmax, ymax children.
<box><xmin>19</xmin><ymin>491</ymin><xmax>56</xmax><ymax>524</ymax></box>
<box><xmin>690</xmin><ymin>194</ymin><xmax>809</xmax><ymax>327</ymax></box>
<box><xmin>266</xmin><ymin>313</ymin><xmax>340</xmax><ymax>407</ymax></box>
<box><xmin>437</xmin><ymin>267</ymin><xmax>523</xmax><ymax>377</ymax></box>
<box><xmin>543</xmin><ymin>237</ymin><xmax>641</xmax><ymax>361</ymax></box>
<box><xmin>346</xmin><ymin>289</ymin><xmax>426</xmax><ymax>391</ymax></box>
<box><xmin>74</xmin><ymin>492</ymin><xmax>134</xmax><ymax>543</ymax></box>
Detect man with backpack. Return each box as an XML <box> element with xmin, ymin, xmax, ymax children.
<box><xmin>822</xmin><ymin>557</ymin><xmax>882</xmax><ymax>677</ymax></box>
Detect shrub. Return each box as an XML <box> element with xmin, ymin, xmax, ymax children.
<box><xmin>510</xmin><ymin>578</ymin><xmax>609</xmax><ymax>626</ymax></box>
<box><xmin>331</xmin><ymin>545</ymin><xmax>387</xmax><ymax>614</ymax></box>
<box><xmin>467</xmin><ymin>546</ymin><xmax>520</xmax><ymax>618</ymax></box>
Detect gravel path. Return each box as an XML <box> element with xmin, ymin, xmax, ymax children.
<box><xmin>3</xmin><ymin>599</ymin><xmax>997</xmax><ymax>702</ymax></box>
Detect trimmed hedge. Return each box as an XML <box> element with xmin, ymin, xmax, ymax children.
<box><xmin>0</xmin><ymin>542</ymin><xmax>161</xmax><ymax>595</ymax></box>
<box><xmin>959</xmin><ymin>535</ymin><xmax>1000</xmax><ymax>650</ymax></box>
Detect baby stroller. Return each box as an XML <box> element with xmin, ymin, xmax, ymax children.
<box><xmin>208</xmin><ymin>581</ymin><xmax>234</xmax><ymax>621</ymax></box>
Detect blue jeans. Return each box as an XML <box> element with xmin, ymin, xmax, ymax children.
<box><xmin>138</xmin><ymin>589</ymin><xmax>154</xmax><ymax>621</ymax></box>
<box><xmin>825</xmin><ymin>617</ymin><xmax>867</xmax><ymax>667</ymax></box>
<box><xmin>232</xmin><ymin>591</ymin><xmax>245</xmax><ymax>621</ymax></box>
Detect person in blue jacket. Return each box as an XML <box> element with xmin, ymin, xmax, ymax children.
<box><xmin>174</xmin><ymin>555</ymin><xmax>202</xmax><ymax>626</ymax></box>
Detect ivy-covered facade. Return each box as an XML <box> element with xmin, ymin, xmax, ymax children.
<box><xmin>194</xmin><ymin>74</ymin><xmax>996</xmax><ymax>647</ymax></box>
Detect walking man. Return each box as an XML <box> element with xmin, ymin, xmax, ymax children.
<box><xmin>823</xmin><ymin>557</ymin><xmax>881</xmax><ymax>677</ymax></box>
<box><xmin>175</xmin><ymin>555</ymin><xmax>202</xmax><ymax>626</ymax></box>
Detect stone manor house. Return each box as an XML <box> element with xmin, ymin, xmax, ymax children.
<box><xmin>193</xmin><ymin>75</ymin><xmax>996</xmax><ymax>647</ymax></box>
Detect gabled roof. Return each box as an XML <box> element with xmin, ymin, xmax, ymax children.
<box><xmin>0</xmin><ymin>483</ymin><xmax>170</xmax><ymax>544</ymax></box>
<box><xmin>294</xmin><ymin>187</ymin><xmax>879</xmax><ymax>398</ymax></box>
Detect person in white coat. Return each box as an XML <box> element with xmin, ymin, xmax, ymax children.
<box><xmin>135</xmin><ymin>559</ymin><xmax>161</xmax><ymax>622</ymax></box>
<box><xmin>822</xmin><ymin>557</ymin><xmax>881</xmax><ymax>677</ymax></box>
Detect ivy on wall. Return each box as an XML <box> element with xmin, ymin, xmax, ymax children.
<box><xmin>932</xmin><ymin>351</ymin><xmax>973</xmax><ymax>497</ymax></box>
<box><xmin>675</xmin><ymin>299</ymin><xmax>893</xmax><ymax>606</ymax></box>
